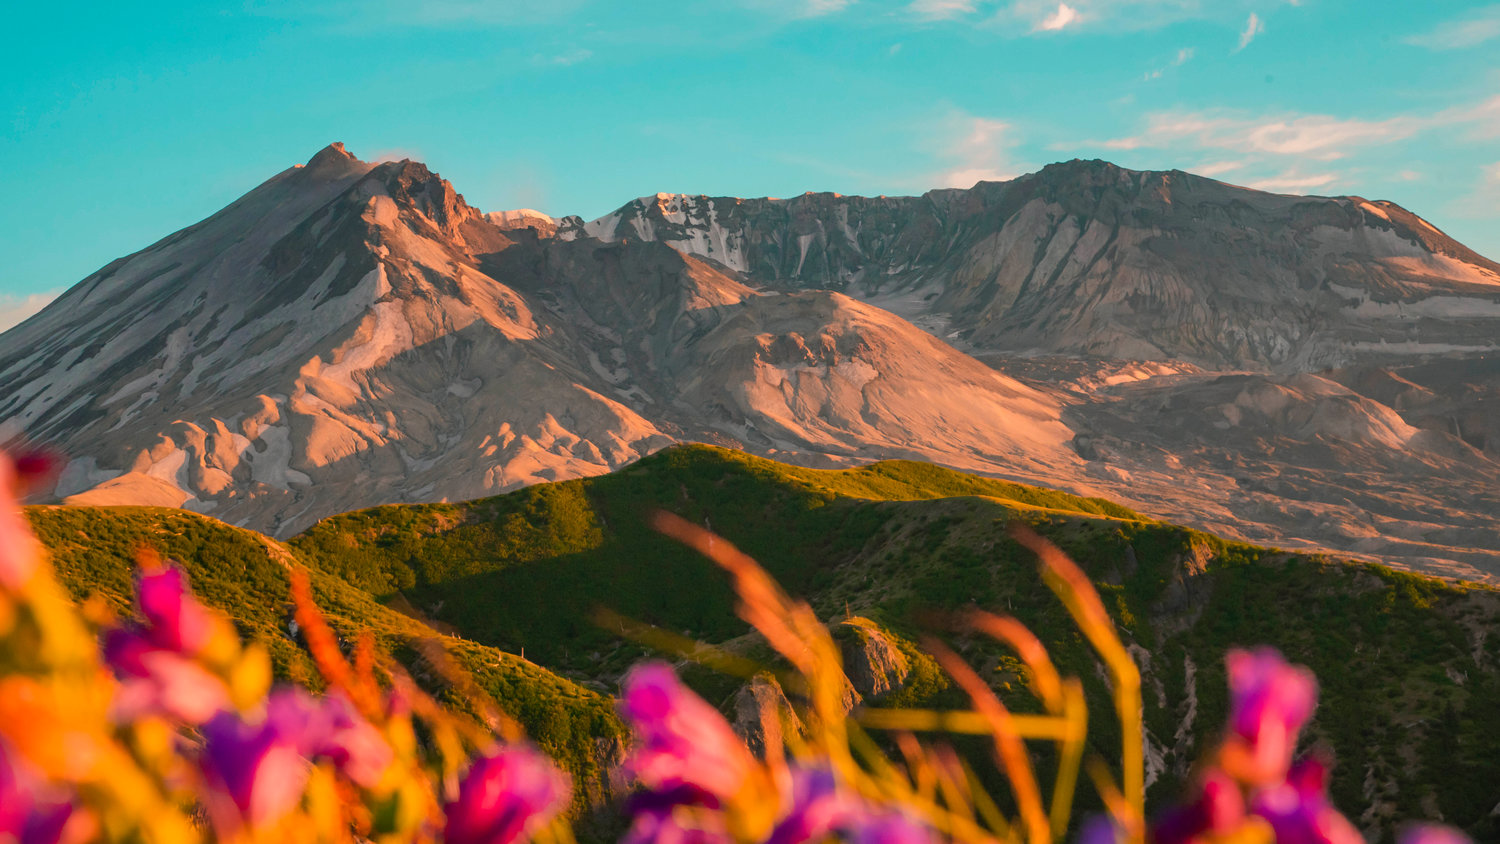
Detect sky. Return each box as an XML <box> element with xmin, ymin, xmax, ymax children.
<box><xmin>2</xmin><ymin>0</ymin><xmax>1498</xmax><ymax>329</ymax></box>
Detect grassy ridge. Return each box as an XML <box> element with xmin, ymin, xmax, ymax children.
<box><xmin>287</xmin><ymin>445</ymin><xmax>1500</xmax><ymax>841</ymax></box>
<box><xmin>24</xmin><ymin>505</ymin><xmax>626</xmax><ymax>809</ymax></box>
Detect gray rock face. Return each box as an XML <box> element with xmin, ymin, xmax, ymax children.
<box><xmin>566</xmin><ymin>161</ymin><xmax>1500</xmax><ymax>371</ymax></box>
<box><xmin>837</xmin><ymin>618</ymin><xmax>911</xmax><ymax>701</ymax></box>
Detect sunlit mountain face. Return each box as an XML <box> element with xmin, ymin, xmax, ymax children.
<box><xmin>4</xmin><ymin>144</ymin><xmax>1500</xmax><ymax>580</ymax></box>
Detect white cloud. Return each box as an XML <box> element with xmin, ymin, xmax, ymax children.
<box><xmin>1094</xmin><ymin>110</ymin><xmax>1421</xmax><ymax>160</ymax></box>
<box><xmin>931</xmin><ymin>114</ymin><xmax>1022</xmax><ymax>188</ymax></box>
<box><xmin>1244</xmin><ymin>170</ymin><xmax>1339</xmax><ymax>193</ymax></box>
<box><xmin>1450</xmin><ymin>161</ymin><xmax>1500</xmax><ymax>219</ymax></box>
<box><xmin>909</xmin><ymin>0</ymin><xmax>976</xmax><ymax>19</ymax></box>
<box><xmin>1234</xmin><ymin>12</ymin><xmax>1263</xmax><ymax>51</ymax></box>
<box><xmin>0</xmin><ymin>291</ymin><xmax>62</xmax><ymax>334</ymax></box>
<box><xmin>1193</xmin><ymin>160</ymin><xmax>1246</xmax><ymax>177</ymax></box>
<box><xmin>1035</xmin><ymin>2</ymin><xmax>1080</xmax><ymax>31</ymax></box>
<box><xmin>1405</xmin><ymin>5</ymin><xmax>1500</xmax><ymax>49</ymax></box>
<box><xmin>1144</xmin><ymin>46</ymin><xmax>1195</xmax><ymax>80</ymax></box>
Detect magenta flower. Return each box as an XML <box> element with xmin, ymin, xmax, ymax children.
<box><xmin>622</xmin><ymin>804</ymin><xmax>733</xmax><ymax>844</ymax></box>
<box><xmin>444</xmin><ymin>746</ymin><xmax>571</xmax><ymax>844</ymax></box>
<box><xmin>265</xmin><ymin>688</ymin><xmax>392</xmax><ymax>788</ymax></box>
<box><xmin>1151</xmin><ymin>770</ymin><xmax>1245</xmax><ymax>844</ymax></box>
<box><xmin>1249</xmin><ymin>756</ymin><xmax>1361</xmax><ymax>844</ymax></box>
<box><xmin>0</xmin><ymin>741</ymin><xmax>75</xmax><ymax>844</ymax></box>
<box><xmin>102</xmin><ymin>629</ymin><xmax>229</xmax><ymax>724</ymax></box>
<box><xmin>619</xmin><ymin>663</ymin><xmax>753</xmax><ymax>799</ymax></box>
<box><xmin>199</xmin><ymin>709</ymin><xmax>310</xmax><ymax>833</ymax></box>
<box><xmin>1222</xmin><ymin>647</ymin><xmax>1317</xmax><ymax>783</ymax></box>
<box><xmin>136</xmin><ymin>565</ymin><xmax>218</xmax><ymax>655</ymax></box>
<box><xmin>1398</xmin><ymin>824</ymin><xmax>1473</xmax><ymax>844</ymax></box>
<box><xmin>766</xmin><ymin>767</ymin><xmax>932</xmax><ymax>844</ymax></box>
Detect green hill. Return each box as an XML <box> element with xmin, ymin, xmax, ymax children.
<box><xmin>288</xmin><ymin>444</ymin><xmax>1500</xmax><ymax>841</ymax></box>
<box><xmin>24</xmin><ymin>505</ymin><xmax>626</xmax><ymax>814</ymax></box>
<box><xmin>28</xmin><ymin>445</ymin><xmax>1500</xmax><ymax>841</ymax></box>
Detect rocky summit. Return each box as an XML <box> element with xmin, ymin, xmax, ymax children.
<box><xmin>3</xmin><ymin>144</ymin><xmax>1499</xmax><ymax>579</ymax></box>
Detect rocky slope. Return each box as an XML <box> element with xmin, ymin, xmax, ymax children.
<box><xmin>562</xmin><ymin>163</ymin><xmax>1500</xmax><ymax>370</ymax></box>
<box><xmin>0</xmin><ymin>145</ymin><xmax>1075</xmax><ymax>537</ymax></box>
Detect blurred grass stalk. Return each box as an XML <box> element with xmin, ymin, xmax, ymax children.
<box><xmin>650</xmin><ymin>512</ymin><xmax>1145</xmax><ymax>844</ymax></box>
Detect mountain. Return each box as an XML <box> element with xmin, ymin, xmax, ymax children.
<box><xmin>0</xmin><ymin>144</ymin><xmax>1075</xmax><ymax>538</ymax></box>
<box><xmin>559</xmin><ymin>162</ymin><xmax>1500</xmax><ymax>370</ymax></box>
<box><xmin>3</xmin><ymin>144</ymin><xmax>1499</xmax><ymax>577</ymax></box>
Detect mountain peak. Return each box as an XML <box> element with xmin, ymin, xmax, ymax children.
<box><xmin>305</xmin><ymin>142</ymin><xmax>360</xmax><ymax>169</ymax></box>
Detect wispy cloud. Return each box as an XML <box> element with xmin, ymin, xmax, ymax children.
<box><xmin>1144</xmin><ymin>46</ymin><xmax>1195</xmax><ymax>80</ymax></box>
<box><xmin>1450</xmin><ymin>161</ymin><xmax>1500</xmax><ymax>219</ymax></box>
<box><xmin>1092</xmin><ymin>110</ymin><xmax>1420</xmax><ymax>160</ymax></box>
<box><xmin>0</xmin><ymin>291</ymin><xmax>62</xmax><ymax>334</ymax></box>
<box><xmin>1193</xmin><ymin>160</ymin><xmax>1246</xmax><ymax>177</ymax></box>
<box><xmin>1405</xmin><ymin>5</ymin><xmax>1500</xmax><ymax>50</ymax></box>
<box><xmin>741</xmin><ymin>0</ymin><xmax>855</xmax><ymax>17</ymax></box>
<box><xmin>1035</xmin><ymin>3</ymin><xmax>1080</xmax><ymax>31</ymax></box>
<box><xmin>534</xmin><ymin>47</ymin><xmax>592</xmax><ymax>66</ymax></box>
<box><xmin>908</xmin><ymin>0</ymin><xmax>976</xmax><ymax>20</ymax></box>
<box><xmin>1244</xmin><ymin>170</ymin><xmax>1338</xmax><ymax>193</ymax></box>
<box><xmin>1234</xmin><ymin>12</ymin><xmax>1263</xmax><ymax>51</ymax></box>
<box><xmin>935</xmin><ymin>114</ymin><xmax>1022</xmax><ymax>187</ymax></box>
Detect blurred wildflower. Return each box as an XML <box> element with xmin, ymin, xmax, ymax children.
<box><xmin>621</xmin><ymin>662</ymin><xmax>755</xmax><ymax>801</ymax></box>
<box><xmin>1150</xmin><ymin>770</ymin><xmax>1244</xmax><ymax>844</ymax></box>
<box><xmin>1220</xmin><ymin>648</ymin><xmax>1317</xmax><ymax>785</ymax></box>
<box><xmin>266</xmin><ymin>687</ymin><xmax>393</xmax><ymax>788</ymax></box>
<box><xmin>443</xmin><ymin>745</ymin><xmax>571</xmax><ymax>844</ymax></box>
<box><xmin>1248</xmin><ymin>756</ymin><xmax>1360</xmax><ymax>844</ymax></box>
<box><xmin>199</xmin><ymin>707</ymin><xmax>312</xmax><ymax>834</ymax></box>
<box><xmin>0</xmin><ymin>739</ymin><xmax>78</xmax><ymax>844</ymax></box>
<box><xmin>1398</xmin><ymin>824</ymin><xmax>1474</xmax><ymax>844</ymax></box>
<box><xmin>102</xmin><ymin>628</ymin><xmax>230</xmax><ymax>724</ymax></box>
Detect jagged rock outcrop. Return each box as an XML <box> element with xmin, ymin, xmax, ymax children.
<box><xmin>837</xmin><ymin>617</ymin><xmax>911</xmax><ymax>701</ymax></box>
<box><xmin>730</xmin><ymin>674</ymin><xmax>804</xmax><ymax>758</ymax></box>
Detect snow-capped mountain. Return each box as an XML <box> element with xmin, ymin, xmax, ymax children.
<box><xmin>3</xmin><ymin>144</ymin><xmax>1499</xmax><ymax>578</ymax></box>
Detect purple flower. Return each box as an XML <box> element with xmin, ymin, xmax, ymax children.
<box><xmin>1075</xmin><ymin>815</ymin><xmax>1122</xmax><ymax>844</ymax></box>
<box><xmin>444</xmin><ymin>746</ymin><xmax>571</xmax><ymax>844</ymax></box>
<box><xmin>0</xmin><ymin>741</ymin><xmax>76</xmax><ymax>844</ymax></box>
<box><xmin>1222</xmin><ymin>648</ymin><xmax>1317</xmax><ymax>784</ymax></box>
<box><xmin>620</xmin><ymin>663</ymin><xmax>754</xmax><ymax>799</ymax></box>
<box><xmin>623</xmin><ymin>805</ymin><xmax>733</xmax><ymax>844</ymax></box>
<box><xmin>1249</xmin><ymin>756</ymin><xmax>1361</xmax><ymax>844</ymax></box>
<box><xmin>265</xmin><ymin>688</ymin><xmax>392</xmax><ymax>788</ymax></box>
<box><xmin>136</xmin><ymin>565</ymin><xmax>218</xmax><ymax>655</ymax></box>
<box><xmin>1398</xmin><ymin>824</ymin><xmax>1473</xmax><ymax>844</ymax></box>
<box><xmin>200</xmin><ymin>709</ymin><xmax>310</xmax><ymax>833</ymax></box>
<box><xmin>767</xmin><ymin>767</ymin><xmax>932</xmax><ymax>844</ymax></box>
<box><xmin>1151</xmin><ymin>770</ymin><xmax>1245</xmax><ymax>844</ymax></box>
<box><xmin>102</xmin><ymin>629</ymin><xmax>229</xmax><ymax>724</ymax></box>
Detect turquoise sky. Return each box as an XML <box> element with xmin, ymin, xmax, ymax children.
<box><xmin>2</xmin><ymin>1</ymin><xmax>1497</xmax><ymax>327</ymax></box>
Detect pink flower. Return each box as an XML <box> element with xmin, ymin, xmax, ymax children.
<box><xmin>622</xmin><ymin>804</ymin><xmax>733</xmax><ymax>844</ymax></box>
<box><xmin>136</xmin><ymin>565</ymin><xmax>218</xmax><ymax>655</ymax></box>
<box><xmin>767</xmin><ymin>767</ymin><xmax>932</xmax><ymax>844</ymax></box>
<box><xmin>1151</xmin><ymin>770</ymin><xmax>1245</xmax><ymax>844</ymax></box>
<box><xmin>619</xmin><ymin>663</ymin><xmax>753</xmax><ymax>799</ymax></box>
<box><xmin>102</xmin><ymin>629</ymin><xmax>229</xmax><ymax>724</ymax></box>
<box><xmin>444</xmin><ymin>746</ymin><xmax>571</xmax><ymax>844</ymax></box>
<box><xmin>200</xmin><ymin>709</ymin><xmax>310</xmax><ymax>833</ymax></box>
<box><xmin>1249</xmin><ymin>756</ymin><xmax>1361</xmax><ymax>844</ymax></box>
<box><xmin>0</xmin><ymin>740</ymin><xmax>75</xmax><ymax>844</ymax></box>
<box><xmin>1222</xmin><ymin>648</ymin><xmax>1317</xmax><ymax>783</ymax></box>
<box><xmin>265</xmin><ymin>688</ymin><xmax>392</xmax><ymax>788</ymax></box>
<box><xmin>1398</xmin><ymin>824</ymin><xmax>1473</xmax><ymax>844</ymax></box>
